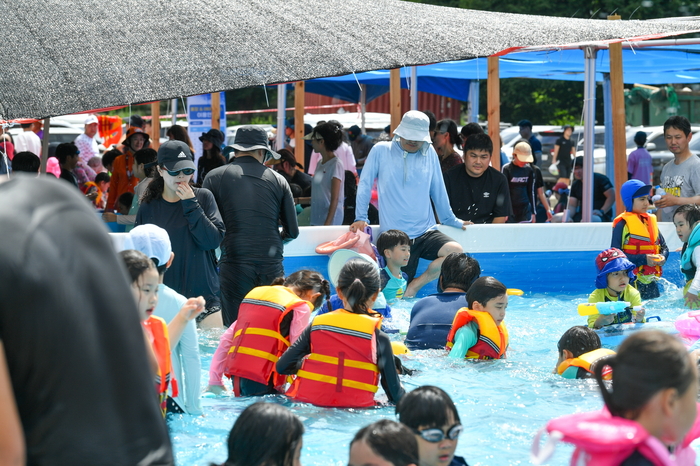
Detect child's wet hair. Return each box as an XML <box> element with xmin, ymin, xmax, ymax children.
<box><xmin>396</xmin><ymin>385</ymin><xmax>461</xmax><ymax>430</ymax></box>
<box><xmin>465</xmin><ymin>276</ymin><xmax>507</xmax><ymax>309</ymax></box>
<box><xmin>376</xmin><ymin>229</ymin><xmax>410</xmax><ymax>260</ymax></box>
<box><xmin>440</xmin><ymin>252</ymin><xmax>481</xmax><ymax>291</ymax></box>
<box><xmin>674</xmin><ymin>204</ymin><xmax>700</xmax><ymax>227</ymax></box>
<box><xmin>337</xmin><ymin>259</ymin><xmax>380</xmax><ymax>315</ymax></box>
<box><xmin>284</xmin><ymin>270</ymin><xmax>330</xmax><ymax>309</ymax></box>
<box><xmin>119</xmin><ymin>249</ymin><xmax>156</xmax><ymax>284</ymax></box>
<box><xmin>593</xmin><ymin>330</ymin><xmax>696</xmax><ymax>420</ymax></box>
<box><xmin>557</xmin><ymin>326</ymin><xmax>601</xmax><ymax>358</ymax></box>
<box><xmin>351</xmin><ymin>419</ymin><xmax>419</xmax><ymax>466</ymax></box>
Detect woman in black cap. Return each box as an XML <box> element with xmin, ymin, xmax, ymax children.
<box><xmin>197</xmin><ymin>128</ymin><xmax>226</xmax><ymax>185</ymax></box>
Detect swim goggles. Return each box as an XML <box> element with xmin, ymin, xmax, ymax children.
<box><xmin>165</xmin><ymin>168</ymin><xmax>195</xmax><ymax>176</ymax></box>
<box><xmin>412</xmin><ymin>423</ymin><xmax>463</xmax><ymax>443</ymax></box>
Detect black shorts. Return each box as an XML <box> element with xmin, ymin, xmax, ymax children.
<box><xmin>401</xmin><ymin>230</ymin><xmax>454</xmax><ymax>281</ymax></box>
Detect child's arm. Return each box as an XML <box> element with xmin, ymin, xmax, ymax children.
<box><xmin>587</xmin><ymin>290</ymin><xmax>614</xmax><ymax>328</ymax></box>
<box><xmin>206</xmin><ymin>322</ymin><xmax>236</xmax><ymax>393</ymax></box>
<box><xmin>288</xmin><ymin>302</ymin><xmax>312</xmax><ymax>344</ymax></box>
<box><xmin>276</xmin><ymin>326</ymin><xmax>312</xmax><ymax>375</ymax></box>
<box><xmin>447</xmin><ymin>323</ymin><xmax>478</xmax><ymax>359</ymax></box>
<box><xmin>168</xmin><ymin>297</ymin><xmax>205</xmax><ymax>350</ymax></box>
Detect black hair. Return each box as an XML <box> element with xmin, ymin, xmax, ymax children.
<box><xmin>465</xmin><ymin>276</ymin><xmax>507</xmax><ymax>309</ymax></box>
<box><xmin>351</xmin><ymin>420</ymin><xmax>419</xmax><ymax>466</ymax></box>
<box><xmin>312</xmin><ymin>122</ymin><xmax>343</xmax><ymax>152</ymax></box>
<box><xmin>20</xmin><ymin>122</ymin><xmax>32</xmax><ymax>129</ymax></box>
<box><xmin>101</xmin><ymin>148</ymin><xmax>121</xmax><ymax>170</ymax></box>
<box><xmin>11</xmin><ymin>151</ymin><xmax>40</xmax><ymax>173</ymax></box>
<box><xmin>221</xmin><ymin>402</ymin><xmax>304</xmax><ymax>466</ymax></box>
<box><xmin>117</xmin><ymin>192</ymin><xmax>134</xmax><ymax>210</ymax></box>
<box><xmin>460</xmin><ymin>122</ymin><xmax>485</xmax><ymax>142</ymax></box>
<box><xmin>634</xmin><ymin>132</ymin><xmax>647</xmax><ymax>146</ymax></box>
<box><xmin>664</xmin><ymin>115</ymin><xmax>691</xmax><ymax>137</ymax></box>
<box><xmin>463</xmin><ymin>133</ymin><xmax>493</xmax><ymax>154</ymax></box>
<box><xmin>436</xmin><ymin>119</ymin><xmax>461</xmax><ymax>149</ymax></box>
<box><xmin>557</xmin><ymin>326</ymin><xmax>601</xmax><ymax>358</ymax></box>
<box><xmin>141</xmin><ymin>170</ymin><xmax>165</xmax><ymax>204</ymax></box>
<box><xmin>439</xmin><ymin>253</ymin><xmax>481</xmax><ymax>291</ymax></box>
<box><xmin>284</xmin><ymin>270</ymin><xmax>330</xmax><ymax>310</ymax></box>
<box><xmin>129</xmin><ymin>115</ymin><xmax>145</xmax><ymax>129</ymax></box>
<box><xmin>594</xmin><ymin>330</ymin><xmax>696</xmax><ymax>420</ymax></box>
<box><xmin>166</xmin><ymin>124</ymin><xmax>193</xmax><ymax>150</ymax></box>
<box><xmin>95</xmin><ymin>172</ymin><xmax>111</xmax><ymax>184</ymax></box>
<box><xmin>422</xmin><ymin>110</ymin><xmax>437</xmax><ymax>132</ymax></box>
<box><xmin>56</xmin><ymin>142</ymin><xmax>79</xmax><ymax>164</ymax></box>
<box><xmin>337</xmin><ymin>259</ymin><xmax>380</xmax><ymax>316</ymax></box>
<box><xmin>396</xmin><ymin>385</ymin><xmax>461</xmax><ymax>430</ymax></box>
<box><xmin>134</xmin><ymin>148</ymin><xmax>158</xmax><ymax>178</ymax></box>
<box><xmin>674</xmin><ymin>204</ymin><xmax>700</xmax><ymax>227</ymax></box>
<box><xmin>376</xmin><ymin>229</ymin><xmax>410</xmax><ymax>260</ymax></box>
<box><xmin>119</xmin><ymin>249</ymin><xmax>156</xmax><ymax>285</ymax></box>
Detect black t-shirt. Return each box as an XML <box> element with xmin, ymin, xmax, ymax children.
<box><xmin>555</xmin><ymin>136</ymin><xmax>575</xmax><ymax>166</ymax></box>
<box><xmin>444</xmin><ymin>165</ymin><xmax>512</xmax><ymax>223</ymax></box>
<box><xmin>289</xmin><ymin>169</ymin><xmax>312</xmax><ymax>194</ymax></box>
<box><xmin>570</xmin><ymin>173</ymin><xmax>614</xmax><ymax>222</ymax></box>
<box><xmin>502</xmin><ymin>162</ymin><xmax>536</xmax><ymax>222</ymax></box>
<box><xmin>0</xmin><ymin>177</ymin><xmax>173</xmax><ymax>465</ymax></box>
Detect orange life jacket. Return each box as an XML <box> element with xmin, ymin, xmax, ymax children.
<box><xmin>612</xmin><ymin>211</ymin><xmax>662</xmax><ymax>277</ymax></box>
<box><xmin>556</xmin><ymin>348</ymin><xmax>615</xmax><ymax>379</ymax></box>
<box><xmin>143</xmin><ymin>315</ymin><xmax>176</xmax><ymax>416</ymax></box>
<box><xmin>225</xmin><ymin>286</ymin><xmax>308</xmax><ymax>393</ymax></box>
<box><xmin>446</xmin><ymin>308</ymin><xmax>508</xmax><ymax>359</ymax></box>
<box><xmin>286</xmin><ymin>310</ymin><xmax>381</xmax><ymax>408</ymax></box>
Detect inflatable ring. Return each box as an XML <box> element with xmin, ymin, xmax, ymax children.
<box><xmin>315</xmin><ymin>231</ymin><xmax>360</xmax><ymax>255</ymax></box>
<box><xmin>676</xmin><ymin>311</ymin><xmax>700</xmax><ymax>338</ymax></box>
<box><xmin>391</xmin><ymin>341</ymin><xmax>410</xmax><ymax>355</ymax></box>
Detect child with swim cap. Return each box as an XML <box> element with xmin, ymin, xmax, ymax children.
<box><xmin>673</xmin><ymin>204</ymin><xmax>700</xmax><ymax>309</ymax></box>
<box><xmin>277</xmin><ymin>258</ymin><xmax>405</xmax><ymax>407</ymax></box>
<box><xmin>377</xmin><ymin>229</ymin><xmax>411</xmax><ymax>303</ymax></box>
<box><xmin>611</xmin><ymin>179</ymin><xmax>668</xmax><ymax>299</ymax></box>
<box><xmin>446</xmin><ymin>276</ymin><xmax>508</xmax><ymax>360</ymax></box>
<box><xmin>554</xmin><ymin>326</ymin><xmax>614</xmax><ymax>379</ymax></box>
<box><xmin>587</xmin><ymin>248</ymin><xmax>644</xmax><ymax>329</ymax></box>
<box><xmin>533</xmin><ymin>331</ymin><xmax>700</xmax><ymax>465</ymax></box>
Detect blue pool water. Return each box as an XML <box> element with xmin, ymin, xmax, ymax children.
<box><xmin>168</xmin><ymin>277</ymin><xmax>697</xmax><ymax>466</ymax></box>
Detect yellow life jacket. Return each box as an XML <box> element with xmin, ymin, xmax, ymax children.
<box><xmin>557</xmin><ymin>348</ymin><xmax>615</xmax><ymax>379</ymax></box>
<box><xmin>612</xmin><ymin>211</ymin><xmax>661</xmax><ymax>277</ymax></box>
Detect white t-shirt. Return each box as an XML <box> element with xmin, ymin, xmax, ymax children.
<box><xmin>14</xmin><ymin>130</ymin><xmax>42</xmax><ymax>157</ymax></box>
<box><xmin>308</xmin><ymin>142</ymin><xmax>357</xmax><ymax>175</ymax></box>
<box><xmin>660</xmin><ymin>154</ymin><xmax>700</xmax><ymax>221</ymax></box>
<box><xmin>310</xmin><ymin>156</ymin><xmax>345</xmax><ymax>226</ymax></box>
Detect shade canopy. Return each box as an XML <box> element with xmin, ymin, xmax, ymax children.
<box><xmin>3</xmin><ymin>0</ymin><xmax>700</xmax><ymax>120</ymax></box>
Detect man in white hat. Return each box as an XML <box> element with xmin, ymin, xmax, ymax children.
<box><xmin>73</xmin><ymin>114</ymin><xmax>100</xmax><ymax>184</ymax></box>
<box><xmin>350</xmin><ymin>111</ymin><xmax>469</xmax><ymax>298</ymax></box>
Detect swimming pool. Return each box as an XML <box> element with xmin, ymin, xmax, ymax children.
<box><xmin>113</xmin><ymin>222</ymin><xmax>692</xmax><ymax>465</ymax></box>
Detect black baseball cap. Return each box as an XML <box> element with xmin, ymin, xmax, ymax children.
<box><xmin>157</xmin><ymin>140</ymin><xmax>195</xmax><ymax>171</ymax></box>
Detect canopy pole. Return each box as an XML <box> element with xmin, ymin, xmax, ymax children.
<box><xmin>40</xmin><ymin>118</ymin><xmax>50</xmax><ymax>174</ymax></box>
<box><xmin>276</xmin><ymin>84</ymin><xmax>286</xmax><ymax>151</ymax></box>
<box><xmin>609</xmin><ymin>14</ymin><xmax>627</xmax><ymax>217</ymax></box>
<box><xmin>211</xmin><ymin>93</ymin><xmax>220</xmax><ymax>131</ymax></box>
<box><xmin>151</xmin><ymin>102</ymin><xmax>161</xmax><ymax>150</ymax></box>
<box><xmin>171</xmin><ymin>99</ymin><xmax>178</xmax><ymax>125</ymax></box>
<box><xmin>468</xmin><ymin>81</ymin><xmax>480</xmax><ymax>123</ymax></box>
<box><xmin>603</xmin><ymin>74</ymin><xmax>614</xmax><ymax>179</ymax></box>
<box><xmin>487</xmin><ymin>56</ymin><xmax>500</xmax><ymax>171</ymax></box>
<box><xmin>582</xmin><ymin>46</ymin><xmax>597</xmax><ymax>223</ymax></box>
<box><xmin>390</xmin><ymin>69</ymin><xmax>401</xmax><ymax>133</ymax></box>
<box><xmin>410</xmin><ymin>66</ymin><xmax>418</xmax><ymax>110</ymax></box>
<box><xmin>360</xmin><ymin>85</ymin><xmax>367</xmax><ymax>133</ymax></box>
<box><xmin>294</xmin><ymin>81</ymin><xmax>305</xmax><ymax>169</ymax></box>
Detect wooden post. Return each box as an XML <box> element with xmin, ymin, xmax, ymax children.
<box><xmin>40</xmin><ymin>118</ymin><xmax>50</xmax><ymax>174</ymax></box>
<box><xmin>295</xmin><ymin>81</ymin><xmax>305</xmax><ymax>169</ymax></box>
<box><xmin>150</xmin><ymin>102</ymin><xmax>160</xmax><ymax>150</ymax></box>
<box><xmin>211</xmin><ymin>92</ymin><xmax>220</xmax><ymax>131</ymax></box>
<box><xmin>487</xmin><ymin>56</ymin><xmax>501</xmax><ymax>171</ymax></box>
<box><xmin>390</xmin><ymin>68</ymin><xmax>402</xmax><ymax>133</ymax></box>
<box><xmin>609</xmin><ymin>15</ymin><xmax>627</xmax><ymax>216</ymax></box>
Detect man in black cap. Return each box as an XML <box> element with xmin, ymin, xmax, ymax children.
<box><xmin>518</xmin><ymin>119</ymin><xmax>542</xmax><ymax>165</ymax></box>
<box><xmin>203</xmin><ymin>126</ymin><xmax>299</xmax><ymax>326</ymax></box>
<box><xmin>347</xmin><ymin>124</ymin><xmax>375</xmax><ymax>171</ymax></box>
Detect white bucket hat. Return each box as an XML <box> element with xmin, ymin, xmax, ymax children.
<box><xmin>392</xmin><ymin>111</ymin><xmax>432</xmax><ymax>154</ymax></box>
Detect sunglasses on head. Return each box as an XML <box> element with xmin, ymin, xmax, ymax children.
<box><xmin>165</xmin><ymin>168</ymin><xmax>195</xmax><ymax>177</ymax></box>
<box><xmin>412</xmin><ymin>423</ymin><xmax>463</xmax><ymax>443</ymax></box>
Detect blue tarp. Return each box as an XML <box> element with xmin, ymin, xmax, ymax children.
<box><xmin>301</xmin><ymin>45</ymin><xmax>700</xmax><ymax>103</ymax></box>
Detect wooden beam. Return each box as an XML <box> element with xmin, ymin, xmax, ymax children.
<box><xmin>608</xmin><ymin>15</ymin><xmax>627</xmax><ymax>216</ymax></box>
<box><xmin>150</xmin><ymin>102</ymin><xmax>160</xmax><ymax>150</ymax></box>
<box><xmin>211</xmin><ymin>92</ymin><xmax>220</xmax><ymax>131</ymax></box>
<box><xmin>487</xmin><ymin>56</ymin><xmax>501</xmax><ymax>171</ymax></box>
<box><xmin>390</xmin><ymin>68</ymin><xmax>401</xmax><ymax>133</ymax></box>
<box><xmin>295</xmin><ymin>81</ymin><xmax>305</xmax><ymax>169</ymax></box>
<box><xmin>40</xmin><ymin>118</ymin><xmax>50</xmax><ymax>174</ymax></box>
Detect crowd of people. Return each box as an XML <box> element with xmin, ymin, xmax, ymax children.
<box><xmin>3</xmin><ymin>108</ymin><xmax>700</xmax><ymax>466</ymax></box>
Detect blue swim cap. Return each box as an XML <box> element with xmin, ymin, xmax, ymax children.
<box><xmin>621</xmin><ymin>179</ymin><xmax>652</xmax><ymax>211</ymax></box>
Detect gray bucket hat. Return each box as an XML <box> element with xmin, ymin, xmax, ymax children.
<box><xmin>231</xmin><ymin>126</ymin><xmax>280</xmax><ymax>161</ymax></box>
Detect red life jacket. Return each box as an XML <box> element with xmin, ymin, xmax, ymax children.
<box><xmin>446</xmin><ymin>308</ymin><xmax>508</xmax><ymax>359</ymax></box>
<box><xmin>143</xmin><ymin>315</ymin><xmax>176</xmax><ymax>417</ymax></box>
<box><xmin>613</xmin><ymin>211</ymin><xmax>662</xmax><ymax>277</ymax></box>
<box><xmin>225</xmin><ymin>286</ymin><xmax>308</xmax><ymax>393</ymax></box>
<box><xmin>286</xmin><ymin>310</ymin><xmax>381</xmax><ymax>408</ymax></box>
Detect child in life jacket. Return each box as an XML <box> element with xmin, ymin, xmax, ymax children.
<box><xmin>588</xmin><ymin>248</ymin><xmax>644</xmax><ymax>329</ymax></box>
<box><xmin>555</xmin><ymin>326</ymin><xmax>615</xmax><ymax>379</ymax></box>
<box><xmin>119</xmin><ymin>249</ymin><xmax>205</xmax><ymax>416</ymax></box>
<box><xmin>446</xmin><ymin>276</ymin><xmax>508</xmax><ymax>360</ymax></box>
<box><xmin>532</xmin><ymin>330</ymin><xmax>700</xmax><ymax>466</ymax></box>
<box><xmin>377</xmin><ymin>229</ymin><xmax>410</xmax><ymax>303</ymax></box>
<box><xmin>396</xmin><ymin>386</ymin><xmax>469</xmax><ymax>466</ymax></box>
<box><xmin>276</xmin><ymin>258</ymin><xmax>405</xmax><ymax>407</ymax></box>
<box><xmin>673</xmin><ymin>204</ymin><xmax>700</xmax><ymax>309</ymax></box>
<box><xmin>205</xmin><ymin>270</ymin><xmax>329</xmax><ymax>397</ymax></box>
<box><xmin>612</xmin><ymin>180</ymin><xmax>668</xmax><ymax>299</ymax></box>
